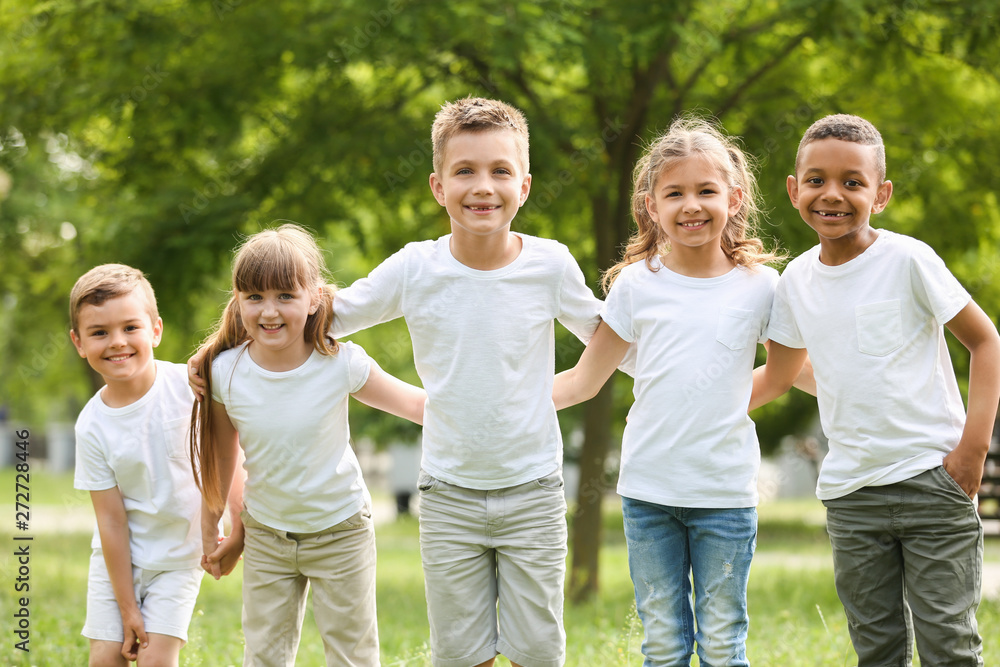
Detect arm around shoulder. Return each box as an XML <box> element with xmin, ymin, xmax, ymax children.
<box><xmin>553</xmin><ymin>320</ymin><xmax>630</xmax><ymax>410</ymax></box>
<box><xmin>352</xmin><ymin>365</ymin><xmax>426</xmax><ymax>425</ymax></box>
<box><xmin>749</xmin><ymin>340</ymin><xmax>810</xmax><ymax>412</ymax></box>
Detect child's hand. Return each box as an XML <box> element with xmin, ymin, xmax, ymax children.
<box><xmin>943</xmin><ymin>445</ymin><xmax>988</xmax><ymax>498</ymax></box>
<box><xmin>187</xmin><ymin>348</ymin><xmax>209</xmax><ymax>400</ymax></box>
<box><xmin>120</xmin><ymin>609</ymin><xmax>148</xmax><ymax>661</ymax></box>
<box><xmin>203</xmin><ymin>532</ymin><xmax>245</xmax><ymax>579</ymax></box>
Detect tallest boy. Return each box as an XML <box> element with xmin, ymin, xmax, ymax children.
<box><xmin>332</xmin><ymin>98</ymin><xmax>606</xmax><ymax>667</ymax></box>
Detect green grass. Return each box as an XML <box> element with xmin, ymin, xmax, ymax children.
<box><xmin>3</xmin><ymin>470</ymin><xmax>1000</xmax><ymax>665</ymax></box>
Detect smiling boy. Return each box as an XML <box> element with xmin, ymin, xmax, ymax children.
<box><xmin>751</xmin><ymin>115</ymin><xmax>1000</xmax><ymax>665</ymax></box>
<box><xmin>70</xmin><ymin>264</ymin><xmax>237</xmax><ymax>666</ymax></box>
<box><xmin>331</xmin><ymin>98</ymin><xmax>604</xmax><ymax>667</ymax></box>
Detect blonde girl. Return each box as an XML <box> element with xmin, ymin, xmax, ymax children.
<box><xmin>553</xmin><ymin>116</ymin><xmax>783</xmax><ymax>666</ymax></box>
<box><xmin>190</xmin><ymin>223</ymin><xmax>425</xmax><ymax>666</ymax></box>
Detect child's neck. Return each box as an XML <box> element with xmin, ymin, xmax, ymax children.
<box><xmin>661</xmin><ymin>245</ymin><xmax>735</xmax><ymax>278</ymax></box>
<box><xmin>817</xmin><ymin>226</ymin><xmax>879</xmax><ymax>266</ymax></box>
<box><xmin>100</xmin><ymin>363</ymin><xmax>157</xmax><ymax>409</ymax></box>
<box><xmin>247</xmin><ymin>339</ymin><xmax>314</xmax><ymax>372</ymax></box>
<box><xmin>449</xmin><ymin>228</ymin><xmax>522</xmax><ymax>271</ymax></box>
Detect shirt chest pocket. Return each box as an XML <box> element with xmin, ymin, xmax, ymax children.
<box><xmin>162</xmin><ymin>416</ymin><xmax>192</xmax><ymax>460</ymax></box>
<box><xmin>715</xmin><ymin>307</ymin><xmax>755</xmax><ymax>351</ymax></box>
<box><xmin>855</xmin><ymin>300</ymin><xmax>903</xmax><ymax>357</ymax></box>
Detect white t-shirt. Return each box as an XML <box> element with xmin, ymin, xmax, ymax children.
<box><xmin>768</xmin><ymin>230</ymin><xmax>970</xmax><ymax>500</ymax></box>
<box><xmin>211</xmin><ymin>341</ymin><xmax>372</xmax><ymax>533</ymax></box>
<box><xmin>332</xmin><ymin>233</ymin><xmax>603</xmax><ymax>489</ymax></box>
<box><xmin>74</xmin><ymin>361</ymin><xmax>202</xmax><ymax>570</ymax></box>
<box><xmin>602</xmin><ymin>258</ymin><xmax>778</xmax><ymax>508</ymax></box>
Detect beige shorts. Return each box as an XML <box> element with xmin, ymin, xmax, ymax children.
<box><xmin>82</xmin><ymin>549</ymin><xmax>203</xmax><ymax>642</ymax></box>
<box><xmin>417</xmin><ymin>469</ymin><xmax>568</xmax><ymax>667</ymax></box>
<box><xmin>240</xmin><ymin>507</ymin><xmax>379</xmax><ymax>666</ymax></box>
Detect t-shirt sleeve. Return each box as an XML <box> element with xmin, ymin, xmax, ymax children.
<box><xmin>332</xmin><ymin>249</ymin><xmax>406</xmax><ymax>338</ymax></box>
<box><xmin>210</xmin><ymin>355</ymin><xmax>228</xmax><ymax>405</ymax></box>
<box><xmin>909</xmin><ymin>242</ymin><xmax>971</xmax><ymax>326</ymax></box>
<box><xmin>555</xmin><ymin>248</ymin><xmax>603</xmax><ymax>344</ymax></box>
<box><xmin>343</xmin><ymin>341</ymin><xmax>374</xmax><ymax>394</ymax></box>
<box><xmin>766</xmin><ymin>272</ymin><xmax>806</xmax><ymax>349</ymax></box>
<box><xmin>73</xmin><ymin>424</ymin><xmax>116</xmax><ymax>491</ymax></box>
<box><xmin>757</xmin><ymin>268</ymin><xmax>780</xmax><ymax>345</ymax></box>
<box><xmin>599</xmin><ymin>273</ymin><xmax>635</xmax><ymax>344</ymax></box>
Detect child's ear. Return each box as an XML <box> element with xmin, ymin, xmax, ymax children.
<box><xmin>428</xmin><ymin>173</ymin><xmax>446</xmax><ymax>206</ymax></box>
<box><xmin>786</xmin><ymin>175</ymin><xmax>800</xmax><ymax>206</ymax></box>
<box><xmin>645</xmin><ymin>193</ymin><xmax>659</xmax><ymax>224</ymax></box>
<box><xmin>872</xmin><ymin>179</ymin><xmax>893</xmax><ymax>214</ymax></box>
<box><xmin>309</xmin><ymin>285</ymin><xmax>322</xmax><ymax>315</ymax></box>
<box><xmin>151</xmin><ymin>317</ymin><xmax>163</xmax><ymax>348</ymax></box>
<box><xmin>69</xmin><ymin>330</ymin><xmax>87</xmax><ymax>358</ymax></box>
<box><xmin>728</xmin><ymin>185</ymin><xmax>744</xmax><ymax>216</ymax></box>
<box><xmin>518</xmin><ymin>173</ymin><xmax>532</xmax><ymax>207</ymax></box>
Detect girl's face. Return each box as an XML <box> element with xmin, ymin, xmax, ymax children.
<box><xmin>645</xmin><ymin>154</ymin><xmax>742</xmax><ymax>258</ymax></box>
<box><xmin>237</xmin><ymin>282</ymin><xmax>319</xmax><ymax>370</ymax></box>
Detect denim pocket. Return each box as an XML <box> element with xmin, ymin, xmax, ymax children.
<box><xmin>856</xmin><ymin>300</ymin><xmax>903</xmax><ymax>356</ymax></box>
<box><xmin>715</xmin><ymin>307</ymin><xmax>754</xmax><ymax>351</ymax></box>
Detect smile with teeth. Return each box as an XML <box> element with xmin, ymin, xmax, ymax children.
<box><xmin>815</xmin><ymin>211</ymin><xmax>849</xmax><ymax>217</ymax></box>
<box><xmin>105</xmin><ymin>354</ymin><xmax>133</xmax><ymax>362</ymax></box>
<box><xmin>679</xmin><ymin>220</ymin><xmax>707</xmax><ymax>227</ymax></box>
<box><xmin>260</xmin><ymin>324</ymin><xmax>284</xmax><ymax>332</ymax></box>
<box><xmin>466</xmin><ymin>204</ymin><xmax>499</xmax><ymax>211</ymax></box>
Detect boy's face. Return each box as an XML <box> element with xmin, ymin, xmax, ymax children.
<box><xmin>787</xmin><ymin>138</ymin><xmax>892</xmax><ymax>244</ymax></box>
<box><xmin>429</xmin><ymin>129</ymin><xmax>531</xmax><ymax>240</ymax></box>
<box><xmin>70</xmin><ymin>290</ymin><xmax>162</xmax><ymax>387</ymax></box>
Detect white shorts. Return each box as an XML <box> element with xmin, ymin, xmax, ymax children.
<box><xmin>82</xmin><ymin>549</ymin><xmax>204</xmax><ymax>643</ymax></box>
<box><xmin>417</xmin><ymin>469</ymin><xmax>568</xmax><ymax>667</ymax></box>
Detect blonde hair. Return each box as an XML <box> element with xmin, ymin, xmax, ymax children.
<box><xmin>431</xmin><ymin>97</ymin><xmax>530</xmax><ymax>174</ymax></box>
<box><xmin>190</xmin><ymin>223</ymin><xmax>337</xmax><ymax>512</ymax></box>
<box><xmin>69</xmin><ymin>263</ymin><xmax>158</xmax><ymax>333</ymax></box>
<box><xmin>603</xmin><ymin>116</ymin><xmax>781</xmax><ymax>292</ymax></box>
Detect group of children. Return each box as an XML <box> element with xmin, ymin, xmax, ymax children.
<box><xmin>70</xmin><ymin>96</ymin><xmax>1000</xmax><ymax>666</ymax></box>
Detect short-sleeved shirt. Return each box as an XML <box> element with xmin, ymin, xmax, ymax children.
<box><xmin>332</xmin><ymin>233</ymin><xmax>603</xmax><ymax>489</ymax></box>
<box><xmin>211</xmin><ymin>341</ymin><xmax>372</xmax><ymax>533</ymax></box>
<box><xmin>602</xmin><ymin>258</ymin><xmax>778</xmax><ymax>508</ymax></box>
<box><xmin>768</xmin><ymin>230</ymin><xmax>970</xmax><ymax>500</ymax></box>
<box><xmin>74</xmin><ymin>361</ymin><xmax>202</xmax><ymax>570</ymax></box>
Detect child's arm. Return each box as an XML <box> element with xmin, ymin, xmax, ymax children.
<box><xmin>553</xmin><ymin>320</ymin><xmax>630</xmax><ymax>410</ymax></box>
<box><xmin>943</xmin><ymin>301</ymin><xmax>1000</xmax><ymax>497</ymax></box>
<box><xmin>201</xmin><ymin>400</ymin><xmax>242</xmax><ymax>580</ymax></box>
<box><xmin>748</xmin><ymin>341</ymin><xmax>810</xmax><ymax>412</ymax></box>
<box><xmin>187</xmin><ymin>345</ymin><xmax>210</xmax><ymax>400</ymax></box>
<box><xmin>204</xmin><ymin>449</ymin><xmax>246</xmax><ymax>577</ymax></box>
<box><xmin>90</xmin><ymin>488</ymin><xmax>147</xmax><ymax>661</ymax></box>
<box><xmin>352</xmin><ymin>366</ymin><xmax>426</xmax><ymax>425</ymax></box>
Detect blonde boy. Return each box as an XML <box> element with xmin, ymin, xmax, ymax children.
<box><xmin>752</xmin><ymin>115</ymin><xmax>1000</xmax><ymax>665</ymax></box>
<box><xmin>333</xmin><ymin>98</ymin><xmax>602</xmax><ymax>667</ymax></box>
<box><xmin>71</xmin><ymin>264</ymin><xmax>228</xmax><ymax>666</ymax></box>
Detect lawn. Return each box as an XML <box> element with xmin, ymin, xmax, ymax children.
<box><xmin>2</xmin><ymin>470</ymin><xmax>999</xmax><ymax>666</ymax></box>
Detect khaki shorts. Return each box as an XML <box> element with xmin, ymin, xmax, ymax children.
<box><xmin>240</xmin><ymin>507</ymin><xmax>379</xmax><ymax>667</ymax></box>
<box><xmin>82</xmin><ymin>549</ymin><xmax>203</xmax><ymax>642</ymax></box>
<box><xmin>417</xmin><ymin>469</ymin><xmax>568</xmax><ymax>667</ymax></box>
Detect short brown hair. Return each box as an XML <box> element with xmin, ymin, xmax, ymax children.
<box><xmin>796</xmin><ymin>113</ymin><xmax>886</xmax><ymax>182</ymax></box>
<box><xmin>431</xmin><ymin>97</ymin><xmax>530</xmax><ymax>174</ymax></box>
<box><xmin>69</xmin><ymin>263</ymin><xmax>158</xmax><ymax>333</ymax></box>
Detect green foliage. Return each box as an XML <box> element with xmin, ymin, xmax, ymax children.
<box><xmin>4</xmin><ymin>0</ymin><xmax>998</xmax><ymax>439</ymax></box>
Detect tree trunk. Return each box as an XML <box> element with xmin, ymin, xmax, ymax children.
<box><xmin>568</xmin><ymin>381</ymin><xmax>614</xmax><ymax>603</ymax></box>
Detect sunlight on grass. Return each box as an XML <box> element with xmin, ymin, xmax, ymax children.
<box><xmin>3</xmin><ymin>471</ymin><xmax>1000</xmax><ymax>665</ymax></box>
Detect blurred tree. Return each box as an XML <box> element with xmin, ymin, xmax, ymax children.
<box><xmin>1</xmin><ymin>0</ymin><xmax>998</xmax><ymax>601</ymax></box>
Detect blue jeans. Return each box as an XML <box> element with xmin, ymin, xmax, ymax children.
<box><xmin>622</xmin><ymin>497</ymin><xmax>756</xmax><ymax>667</ymax></box>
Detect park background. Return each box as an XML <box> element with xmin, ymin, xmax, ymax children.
<box><xmin>2</xmin><ymin>1</ymin><xmax>1000</xmax><ymax>664</ymax></box>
